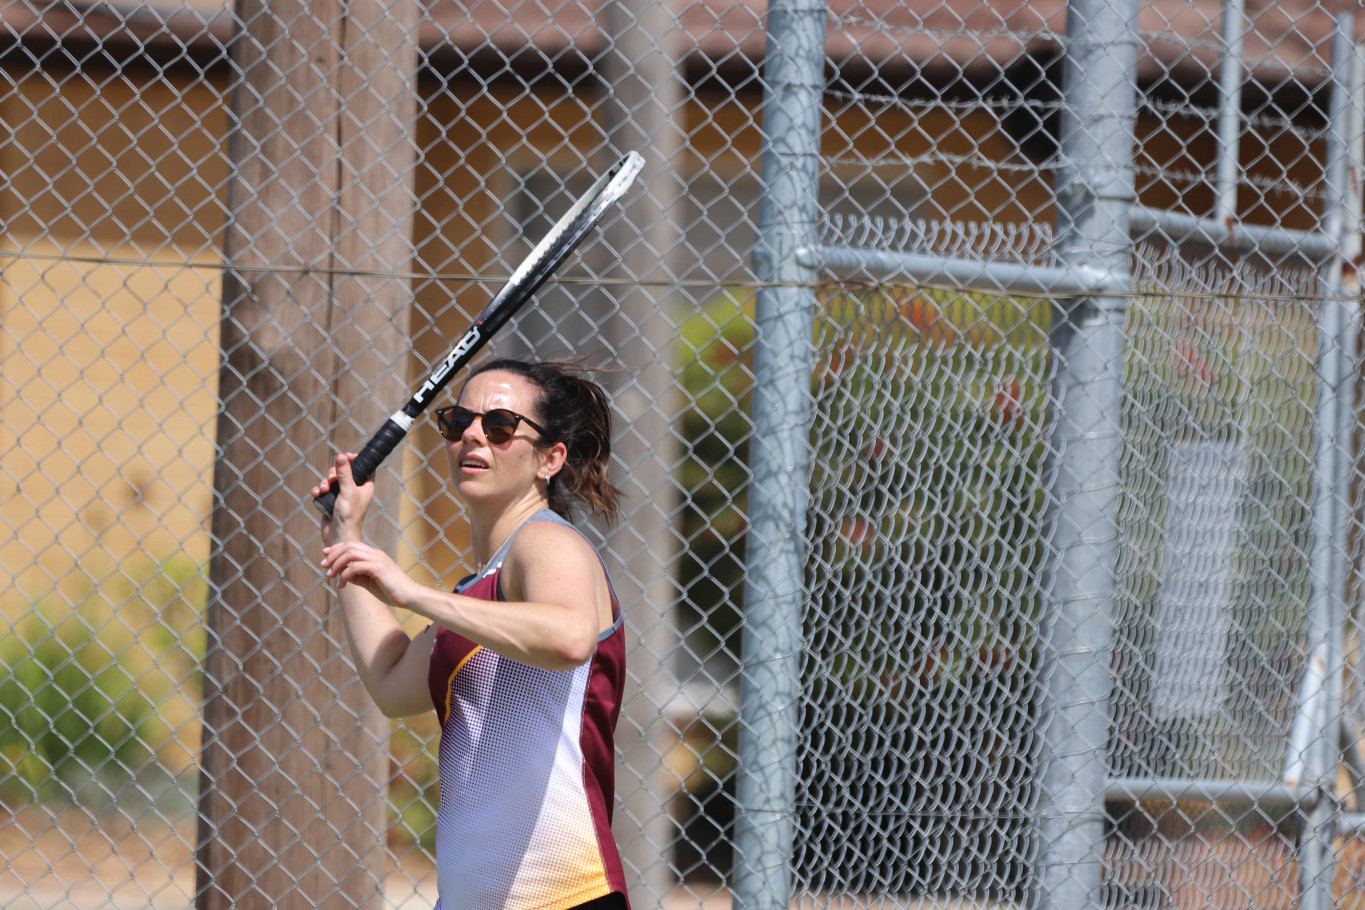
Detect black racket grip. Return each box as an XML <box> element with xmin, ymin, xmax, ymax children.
<box><xmin>312</xmin><ymin>417</ymin><xmax>410</xmax><ymax>519</ymax></box>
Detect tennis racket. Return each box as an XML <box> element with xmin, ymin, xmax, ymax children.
<box><xmin>313</xmin><ymin>151</ymin><xmax>644</xmax><ymax>518</ymax></box>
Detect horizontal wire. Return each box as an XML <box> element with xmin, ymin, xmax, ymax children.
<box><xmin>0</xmin><ymin>246</ymin><xmax>1356</xmax><ymax>306</ymax></box>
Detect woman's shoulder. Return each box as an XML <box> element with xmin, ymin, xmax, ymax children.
<box><xmin>504</xmin><ymin>511</ymin><xmax>618</xmax><ymax>626</ymax></box>
<box><xmin>504</xmin><ymin>511</ymin><xmax>607</xmax><ymax>576</ymax></box>
<box><xmin>511</xmin><ymin>511</ymin><xmax>596</xmax><ymax>556</ymax></box>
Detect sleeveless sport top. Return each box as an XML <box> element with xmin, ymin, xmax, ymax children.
<box><xmin>427</xmin><ymin>510</ymin><xmax>629</xmax><ymax>910</ymax></box>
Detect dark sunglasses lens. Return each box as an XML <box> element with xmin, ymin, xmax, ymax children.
<box><xmin>438</xmin><ymin>407</ymin><xmax>476</xmax><ymax>440</ymax></box>
<box><xmin>481</xmin><ymin>409</ymin><xmax>520</xmax><ymax>444</ymax></box>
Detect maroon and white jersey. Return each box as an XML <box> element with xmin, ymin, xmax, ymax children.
<box><xmin>427</xmin><ymin>510</ymin><xmax>629</xmax><ymax>910</ymax></box>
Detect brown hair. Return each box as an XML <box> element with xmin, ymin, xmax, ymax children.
<box><xmin>468</xmin><ymin>359</ymin><xmax>622</xmax><ymax>523</ymax></box>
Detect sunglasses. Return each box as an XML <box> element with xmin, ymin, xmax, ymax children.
<box><xmin>435</xmin><ymin>405</ymin><xmax>546</xmax><ymax>445</ymax></box>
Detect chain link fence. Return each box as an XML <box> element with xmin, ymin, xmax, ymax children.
<box><xmin>1</xmin><ymin>0</ymin><xmax>1364</xmax><ymax>909</ymax></box>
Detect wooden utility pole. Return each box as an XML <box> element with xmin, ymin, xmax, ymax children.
<box><xmin>195</xmin><ymin>0</ymin><xmax>417</xmax><ymax>906</ymax></box>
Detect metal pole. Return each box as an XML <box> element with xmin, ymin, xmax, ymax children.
<box><xmin>731</xmin><ymin>0</ymin><xmax>823</xmax><ymax>906</ymax></box>
<box><xmin>1298</xmin><ymin>15</ymin><xmax>1357</xmax><ymax>910</ymax></box>
<box><xmin>797</xmin><ymin>245</ymin><xmax>1118</xmax><ymax>296</ymax></box>
<box><xmin>1031</xmin><ymin>0</ymin><xmax>1138</xmax><ymax>908</ymax></box>
<box><xmin>1128</xmin><ymin>207</ymin><xmax>1339</xmax><ymax>261</ymax></box>
<box><xmin>1213</xmin><ymin>0</ymin><xmax>1247</xmax><ymax>228</ymax></box>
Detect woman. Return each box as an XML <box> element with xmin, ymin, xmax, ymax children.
<box><xmin>315</xmin><ymin>359</ymin><xmax>629</xmax><ymax>910</ymax></box>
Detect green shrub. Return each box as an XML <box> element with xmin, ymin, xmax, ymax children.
<box><xmin>0</xmin><ymin>554</ymin><xmax>207</xmax><ymax>803</ymax></box>
<box><xmin>674</xmin><ymin>288</ymin><xmax>756</xmax><ymax>666</ymax></box>
<box><xmin>388</xmin><ymin>718</ymin><xmax>440</xmax><ymax>851</ymax></box>
<box><xmin>673</xmin><ymin>282</ymin><xmax>1053</xmax><ymax>894</ymax></box>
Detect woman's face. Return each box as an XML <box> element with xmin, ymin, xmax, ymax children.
<box><xmin>445</xmin><ymin>370</ymin><xmax>560</xmax><ymax>508</ymax></box>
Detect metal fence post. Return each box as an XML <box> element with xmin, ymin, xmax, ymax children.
<box><xmin>1299</xmin><ymin>15</ymin><xmax>1358</xmax><ymax>910</ymax></box>
<box><xmin>731</xmin><ymin>0</ymin><xmax>823</xmax><ymax>906</ymax></box>
<box><xmin>1213</xmin><ymin>0</ymin><xmax>1247</xmax><ymax>229</ymax></box>
<box><xmin>1032</xmin><ymin>0</ymin><xmax>1138</xmax><ymax>909</ymax></box>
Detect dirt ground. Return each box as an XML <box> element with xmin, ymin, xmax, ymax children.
<box><xmin>0</xmin><ymin>804</ymin><xmax>741</xmax><ymax>910</ymax></box>
<box><xmin>0</xmin><ymin>804</ymin><xmax>439</xmax><ymax>910</ymax></box>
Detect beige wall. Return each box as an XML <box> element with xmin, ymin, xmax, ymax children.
<box><xmin>0</xmin><ymin>74</ymin><xmax>229</xmax><ymax>600</ymax></box>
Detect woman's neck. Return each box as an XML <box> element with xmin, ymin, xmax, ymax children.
<box><xmin>468</xmin><ymin>493</ymin><xmax>550</xmax><ymax>571</ymax></box>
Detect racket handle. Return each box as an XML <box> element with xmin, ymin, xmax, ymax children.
<box><xmin>312</xmin><ymin>415</ymin><xmax>412</xmax><ymax>519</ymax></box>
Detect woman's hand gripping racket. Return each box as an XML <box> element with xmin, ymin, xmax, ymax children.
<box><xmin>313</xmin><ymin>151</ymin><xmax>644</xmax><ymax>518</ymax></box>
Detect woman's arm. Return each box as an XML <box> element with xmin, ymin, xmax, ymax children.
<box><xmin>316</xmin><ymin>453</ymin><xmax>435</xmax><ymax>718</ymax></box>
<box><xmin>327</xmin><ymin>557</ymin><xmax>437</xmax><ymax>717</ymax></box>
<box><xmin>376</xmin><ymin>520</ymin><xmax>613</xmax><ymax>671</ymax></box>
<box><xmin>318</xmin><ymin>455</ymin><xmax>612</xmax><ymax>675</ymax></box>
